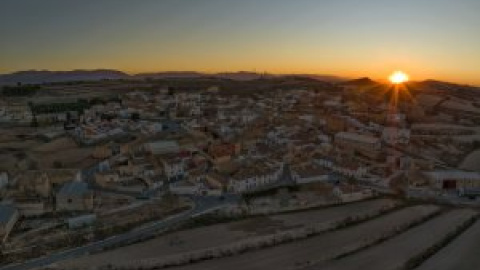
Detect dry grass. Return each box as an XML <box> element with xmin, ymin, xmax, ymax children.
<box><xmin>33</xmin><ymin>137</ymin><xmax>77</xmax><ymax>152</ymax></box>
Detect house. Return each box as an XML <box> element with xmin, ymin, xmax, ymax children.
<box><xmin>144</xmin><ymin>140</ymin><xmax>180</xmax><ymax>155</ymax></box>
<box><xmin>205</xmin><ymin>172</ymin><xmax>228</xmax><ymax>190</ymax></box>
<box><xmin>98</xmin><ymin>160</ymin><xmax>111</xmax><ymax>172</ymax></box>
<box><xmin>162</xmin><ymin>156</ymin><xmax>185</xmax><ymax>182</ymax></box>
<box><xmin>382</xmin><ymin>127</ymin><xmax>411</xmax><ymax>145</ymax></box>
<box><xmin>169</xmin><ymin>181</ymin><xmax>201</xmax><ymax>195</ymax></box>
<box><xmin>67</xmin><ymin>214</ymin><xmax>97</xmax><ymax>229</ymax></box>
<box><xmin>56</xmin><ymin>181</ymin><xmax>94</xmax><ymax>212</ymax></box>
<box><xmin>292</xmin><ymin>164</ymin><xmax>330</xmax><ymax>184</ymax></box>
<box><xmin>92</xmin><ymin>143</ymin><xmax>120</xmax><ymax>159</ymax></box>
<box><xmin>116</xmin><ymin>158</ymin><xmax>144</xmax><ymax>176</ymax></box>
<box><xmin>0</xmin><ymin>104</ymin><xmax>32</xmax><ymax>123</ymax></box>
<box><xmin>43</xmin><ymin>170</ymin><xmax>78</xmax><ymax>186</ymax></box>
<box><xmin>314</xmin><ymin>158</ymin><xmax>368</xmax><ymax>179</ymax></box>
<box><xmin>422</xmin><ymin>170</ymin><xmax>480</xmax><ymax>191</ymax></box>
<box><xmin>15</xmin><ymin>200</ymin><xmax>46</xmax><ymax>217</ymax></box>
<box><xmin>333</xmin><ymin>185</ymin><xmax>374</xmax><ymax>202</ymax></box>
<box><xmin>0</xmin><ymin>204</ymin><xmax>19</xmax><ymax>243</ymax></box>
<box><xmin>335</xmin><ymin>132</ymin><xmax>381</xmax><ymax>151</ymax></box>
<box><xmin>145</xmin><ymin>122</ymin><xmax>163</xmax><ymax>134</ymax></box>
<box><xmin>208</xmin><ymin>143</ymin><xmax>240</xmax><ymax>164</ymax></box>
<box><xmin>325</xmin><ymin>115</ymin><xmax>348</xmax><ymax>133</ymax></box>
<box><xmin>240</xmin><ymin>108</ymin><xmax>258</xmax><ymax>124</ymax></box>
<box><xmin>16</xmin><ymin>172</ymin><xmax>52</xmax><ymax>198</ymax></box>
<box><xmin>386</xmin><ymin>113</ymin><xmax>406</xmax><ymax>123</ymax></box>
<box><xmin>186</xmin><ymin>167</ymin><xmax>206</xmax><ymax>183</ymax></box>
<box><xmin>94</xmin><ymin>172</ymin><xmax>120</xmax><ymax>187</ymax></box>
<box><xmin>0</xmin><ymin>172</ymin><xmax>8</xmax><ymax>191</ymax></box>
<box><xmin>228</xmin><ymin>164</ymin><xmax>283</xmax><ymax>194</ymax></box>
<box><xmin>411</xmin><ymin>124</ymin><xmax>473</xmax><ymax>136</ymax></box>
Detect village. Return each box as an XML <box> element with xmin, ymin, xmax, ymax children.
<box><xmin>1</xmin><ymin>77</ymin><xmax>480</xmax><ymax>269</ymax></box>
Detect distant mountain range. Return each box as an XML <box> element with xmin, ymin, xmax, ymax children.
<box><xmin>0</xmin><ymin>69</ymin><xmax>346</xmax><ymax>85</ymax></box>
<box><xmin>1</xmin><ymin>70</ymin><xmax>478</xmax><ymax>95</ymax></box>
<box><xmin>342</xmin><ymin>77</ymin><xmax>379</xmax><ymax>87</ymax></box>
<box><xmin>135</xmin><ymin>71</ymin><xmax>273</xmax><ymax>81</ymax></box>
<box><xmin>412</xmin><ymin>79</ymin><xmax>478</xmax><ymax>91</ymax></box>
<box><xmin>0</xmin><ymin>70</ymin><xmax>130</xmax><ymax>85</ymax></box>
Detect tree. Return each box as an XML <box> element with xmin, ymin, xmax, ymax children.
<box><xmin>15</xmin><ymin>152</ymin><xmax>27</xmax><ymax>159</ymax></box>
<box><xmin>131</xmin><ymin>112</ymin><xmax>140</xmax><ymax>121</ymax></box>
<box><xmin>53</xmin><ymin>160</ymin><xmax>63</xmax><ymax>168</ymax></box>
<box><xmin>31</xmin><ymin>115</ymin><xmax>38</xmax><ymax>127</ymax></box>
<box><xmin>29</xmin><ymin>161</ymin><xmax>38</xmax><ymax>170</ymax></box>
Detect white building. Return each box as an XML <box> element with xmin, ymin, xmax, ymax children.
<box><xmin>163</xmin><ymin>158</ymin><xmax>185</xmax><ymax>181</ymax></box>
<box><xmin>335</xmin><ymin>132</ymin><xmax>381</xmax><ymax>151</ymax></box>
<box><xmin>315</xmin><ymin>159</ymin><xmax>368</xmax><ymax>179</ymax></box>
<box><xmin>145</xmin><ymin>123</ymin><xmax>163</xmax><ymax>134</ymax></box>
<box><xmin>386</xmin><ymin>113</ymin><xmax>406</xmax><ymax>123</ymax></box>
<box><xmin>228</xmin><ymin>166</ymin><xmax>283</xmax><ymax>194</ymax></box>
<box><xmin>423</xmin><ymin>170</ymin><xmax>480</xmax><ymax>191</ymax></box>
<box><xmin>382</xmin><ymin>127</ymin><xmax>411</xmax><ymax>145</ymax></box>
<box><xmin>145</xmin><ymin>140</ymin><xmax>180</xmax><ymax>155</ymax></box>
<box><xmin>67</xmin><ymin>214</ymin><xmax>97</xmax><ymax>229</ymax></box>
<box><xmin>169</xmin><ymin>181</ymin><xmax>202</xmax><ymax>195</ymax></box>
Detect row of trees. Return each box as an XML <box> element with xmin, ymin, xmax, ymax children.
<box><xmin>1</xmin><ymin>85</ymin><xmax>40</xmax><ymax>96</ymax></box>
<box><xmin>28</xmin><ymin>96</ymin><xmax>122</xmax><ymax>115</ymax></box>
<box><xmin>28</xmin><ymin>100</ymin><xmax>90</xmax><ymax>115</ymax></box>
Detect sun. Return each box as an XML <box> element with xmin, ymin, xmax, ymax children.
<box><xmin>389</xmin><ymin>71</ymin><xmax>409</xmax><ymax>84</ymax></box>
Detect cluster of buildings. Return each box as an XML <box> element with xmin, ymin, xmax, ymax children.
<box><xmin>0</xmin><ymin>169</ymin><xmax>94</xmax><ymax>243</ymax></box>
<box><xmin>0</xmin><ymin>103</ymin><xmax>33</xmax><ymax>124</ymax></box>
<box><xmin>1</xmin><ymin>81</ymin><xmax>480</xmax><ymax>246</ymax></box>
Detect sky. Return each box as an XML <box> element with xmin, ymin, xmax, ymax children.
<box><xmin>1</xmin><ymin>0</ymin><xmax>479</xmax><ymax>84</ymax></box>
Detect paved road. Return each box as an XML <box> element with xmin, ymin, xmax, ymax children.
<box><xmin>0</xmin><ymin>195</ymin><xmax>239</xmax><ymax>270</ymax></box>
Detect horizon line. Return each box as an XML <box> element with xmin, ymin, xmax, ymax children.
<box><xmin>1</xmin><ymin>68</ymin><xmax>479</xmax><ymax>87</ymax></box>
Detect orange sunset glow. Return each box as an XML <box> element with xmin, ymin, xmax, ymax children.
<box><xmin>1</xmin><ymin>1</ymin><xmax>480</xmax><ymax>85</ymax></box>
<box><xmin>389</xmin><ymin>71</ymin><xmax>410</xmax><ymax>84</ymax></box>
<box><xmin>2</xmin><ymin>1</ymin><xmax>480</xmax><ymax>269</ymax></box>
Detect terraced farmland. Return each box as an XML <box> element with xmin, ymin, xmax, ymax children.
<box><xmin>417</xmin><ymin>220</ymin><xmax>480</xmax><ymax>270</ymax></box>
<box><xmin>59</xmin><ymin>199</ymin><xmax>398</xmax><ymax>269</ymax></box>
<box><xmin>314</xmin><ymin>209</ymin><xmax>477</xmax><ymax>270</ymax></box>
<box><xmin>158</xmin><ymin>205</ymin><xmax>440</xmax><ymax>270</ymax></box>
<box><xmin>56</xmin><ymin>201</ymin><xmax>479</xmax><ymax>270</ymax></box>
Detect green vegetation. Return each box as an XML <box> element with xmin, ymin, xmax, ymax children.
<box><xmin>131</xmin><ymin>112</ymin><xmax>140</xmax><ymax>121</ymax></box>
<box><xmin>29</xmin><ymin>100</ymin><xmax>90</xmax><ymax>115</ymax></box>
<box><xmin>1</xmin><ymin>85</ymin><xmax>40</xmax><ymax>96</ymax></box>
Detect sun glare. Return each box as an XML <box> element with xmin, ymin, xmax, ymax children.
<box><xmin>389</xmin><ymin>71</ymin><xmax>409</xmax><ymax>84</ymax></box>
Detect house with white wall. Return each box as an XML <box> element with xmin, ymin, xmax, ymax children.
<box><xmin>228</xmin><ymin>164</ymin><xmax>283</xmax><ymax>194</ymax></box>
<box><xmin>382</xmin><ymin>127</ymin><xmax>411</xmax><ymax>145</ymax></box>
